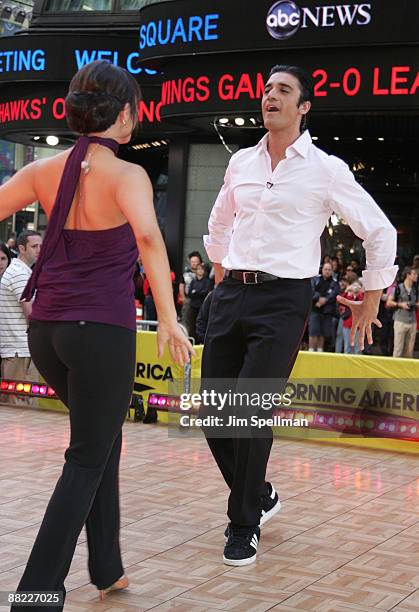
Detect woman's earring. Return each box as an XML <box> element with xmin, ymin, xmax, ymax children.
<box><xmin>122</xmin><ymin>119</ymin><xmax>127</xmax><ymax>126</ymax></box>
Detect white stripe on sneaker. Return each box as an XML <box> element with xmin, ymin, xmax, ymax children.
<box><xmin>259</xmin><ymin>498</ymin><xmax>281</xmax><ymax>526</ymax></box>
<box><xmin>260</xmin><ymin>484</ymin><xmax>281</xmax><ymax>527</ymax></box>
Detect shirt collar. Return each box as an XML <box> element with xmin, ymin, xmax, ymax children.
<box><xmin>289</xmin><ymin>129</ymin><xmax>312</xmax><ymax>158</ymax></box>
<box><xmin>259</xmin><ymin>129</ymin><xmax>312</xmax><ymax>159</ymax></box>
<box><xmin>15</xmin><ymin>257</ymin><xmax>32</xmax><ymax>273</ymax></box>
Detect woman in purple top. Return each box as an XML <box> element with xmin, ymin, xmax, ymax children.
<box><xmin>0</xmin><ymin>60</ymin><xmax>193</xmax><ymax>610</ymax></box>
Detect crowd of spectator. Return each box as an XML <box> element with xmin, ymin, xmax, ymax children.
<box><xmin>1</xmin><ymin>232</ymin><xmax>418</xmax><ymax>359</ymax></box>
<box><xmin>133</xmin><ymin>250</ymin><xmax>214</xmax><ymax>342</ymax></box>
<box><xmin>306</xmin><ymin>253</ymin><xmax>419</xmax><ymax>358</ymax></box>
<box><xmin>131</xmin><ymin>246</ymin><xmax>419</xmax><ymax>356</ymax></box>
<box><xmin>133</xmin><ymin>247</ymin><xmax>418</xmax><ymax>358</ymax></box>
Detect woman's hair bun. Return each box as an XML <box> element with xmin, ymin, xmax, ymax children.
<box><xmin>66</xmin><ymin>60</ymin><xmax>142</xmax><ymax>135</ymax></box>
<box><xmin>65</xmin><ymin>90</ymin><xmax>124</xmax><ymax>134</ymax></box>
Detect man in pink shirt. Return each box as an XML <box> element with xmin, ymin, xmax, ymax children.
<box><xmin>201</xmin><ymin>64</ymin><xmax>398</xmax><ymax>567</ymax></box>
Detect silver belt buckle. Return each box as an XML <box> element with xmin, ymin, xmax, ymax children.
<box><xmin>243</xmin><ymin>271</ymin><xmax>258</xmax><ymax>284</ymax></box>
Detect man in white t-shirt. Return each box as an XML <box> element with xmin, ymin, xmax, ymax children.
<box><xmin>0</xmin><ymin>230</ymin><xmax>42</xmax><ymax>405</ymax></box>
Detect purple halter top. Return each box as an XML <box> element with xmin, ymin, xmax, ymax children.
<box><xmin>22</xmin><ymin>135</ymin><xmax>139</xmax><ymax>331</ymax></box>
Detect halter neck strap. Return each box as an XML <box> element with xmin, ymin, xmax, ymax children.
<box><xmin>21</xmin><ymin>135</ymin><xmax>119</xmax><ymax>302</ymax></box>
<box><xmin>81</xmin><ymin>135</ymin><xmax>119</xmax><ymax>154</ymax></box>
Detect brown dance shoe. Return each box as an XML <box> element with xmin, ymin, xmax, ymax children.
<box><xmin>98</xmin><ymin>575</ymin><xmax>129</xmax><ymax>601</ymax></box>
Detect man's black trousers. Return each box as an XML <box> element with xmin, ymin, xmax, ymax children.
<box><xmin>200</xmin><ymin>275</ymin><xmax>312</xmax><ymax>528</ymax></box>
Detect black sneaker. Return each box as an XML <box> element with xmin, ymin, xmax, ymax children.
<box><xmin>223</xmin><ymin>525</ymin><xmax>260</xmax><ymax>566</ymax></box>
<box><xmin>260</xmin><ymin>482</ymin><xmax>281</xmax><ymax>526</ymax></box>
<box><xmin>224</xmin><ymin>483</ymin><xmax>280</xmax><ymax>539</ymax></box>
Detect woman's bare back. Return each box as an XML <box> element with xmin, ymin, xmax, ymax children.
<box><xmin>34</xmin><ymin>144</ymin><xmax>132</xmax><ymax>230</ymax></box>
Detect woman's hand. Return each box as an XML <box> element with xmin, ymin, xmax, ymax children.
<box><xmin>336</xmin><ymin>290</ymin><xmax>382</xmax><ymax>351</ymax></box>
<box><xmin>157</xmin><ymin>320</ymin><xmax>196</xmax><ymax>366</ymax></box>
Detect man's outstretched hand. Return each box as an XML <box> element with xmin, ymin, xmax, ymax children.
<box><xmin>213</xmin><ymin>262</ymin><xmax>225</xmax><ymax>285</ymax></box>
<box><xmin>336</xmin><ymin>289</ymin><xmax>382</xmax><ymax>351</ymax></box>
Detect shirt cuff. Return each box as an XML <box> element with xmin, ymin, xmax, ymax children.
<box><xmin>361</xmin><ymin>265</ymin><xmax>398</xmax><ymax>291</ymax></box>
<box><xmin>203</xmin><ymin>235</ymin><xmax>228</xmax><ymax>264</ymax></box>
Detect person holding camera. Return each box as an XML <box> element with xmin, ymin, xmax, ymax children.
<box><xmin>387</xmin><ymin>266</ymin><xmax>418</xmax><ymax>358</ymax></box>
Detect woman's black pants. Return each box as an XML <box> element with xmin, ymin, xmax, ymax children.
<box><xmin>12</xmin><ymin>320</ymin><xmax>136</xmax><ymax>611</ymax></box>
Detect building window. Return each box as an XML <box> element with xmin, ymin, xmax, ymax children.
<box><xmin>119</xmin><ymin>0</ymin><xmax>174</xmax><ymax>8</ymax></box>
<box><xmin>45</xmin><ymin>0</ymin><xmax>112</xmax><ymax>11</ymax></box>
<box><xmin>119</xmin><ymin>0</ymin><xmax>143</xmax><ymax>8</ymax></box>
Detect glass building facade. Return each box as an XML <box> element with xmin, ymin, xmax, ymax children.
<box><xmin>45</xmin><ymin>0</ymin><xmax>171</xmax><ymax>11</ymax></box>
<box><xmin>0</xmin><ymin>0</ymin><xmax>36</xmax><ymax>241</ymax></box>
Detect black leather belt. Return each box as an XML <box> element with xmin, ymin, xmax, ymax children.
<box><xmin>225</xmin><ymin>270</ymin><xmax>280</xmax><ymax>284</ymax></box>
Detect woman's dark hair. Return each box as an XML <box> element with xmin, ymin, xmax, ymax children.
<box><xmin>66</xmin><ymin>60</ymin><xmax>142</xmax><ymax>135</ymax></box>
<box><xmin>0</xmin><ymin>242</ymin><xmax>11</xmax><ymax>267</ymax></box>
<box><xmin>344</xmin><ymin>271</ymin><xmax>359</xmax><ymax>285</ymax></box>
<box><xmin>268</xmin><ymin>64</ymin><xmax>313</xmax><ymax>131</ymax></box>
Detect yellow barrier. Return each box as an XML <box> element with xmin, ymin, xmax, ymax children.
<box><xmin>36</xmin><ymin>331</ymin><xmax>418</xmax><ymax>454</ymax></box>
<box><xmin>285</xmin><ymin>352</ymin><xmax>419</xmax><ymax>454</ymax></box>
<box><xmin>292</xmin><ymin>350</ymin><xmax>419</xmax><ymax>379</ymax></box>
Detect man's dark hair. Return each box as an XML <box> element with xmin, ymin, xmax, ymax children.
<box><xmin>402</xmin><ymin>266</ymin><xmax>415</xmax><ymax>280</ymax></box>
<box><xmin>17</xmin><ymin>230</ymin><xmax>41</xmax><ymax>250</ymax></box>
<box><xmin>188</xmin><ymin>251</ymin><xmax>202</xmax><ymax>262</ymax></box>
<box><xmin>269</xmin><ymin>64</ymin><xmax>313</xmax><ymax>104</ymax></box>
<box><xmin>268</xmin><ymin>64</ymin><xmax>313</xmax><ymax>131</ymax></box>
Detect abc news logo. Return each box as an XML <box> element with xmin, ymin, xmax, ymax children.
<box><xmin>266</xmin><ymin>1</ymin><xmax>371</xmax><ymax>40</ymax></box>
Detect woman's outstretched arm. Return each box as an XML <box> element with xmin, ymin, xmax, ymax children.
<box><xmin>116</xmin><ymin>164</ymin><xmax>195</xmax><ymax>365</ymax></box>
